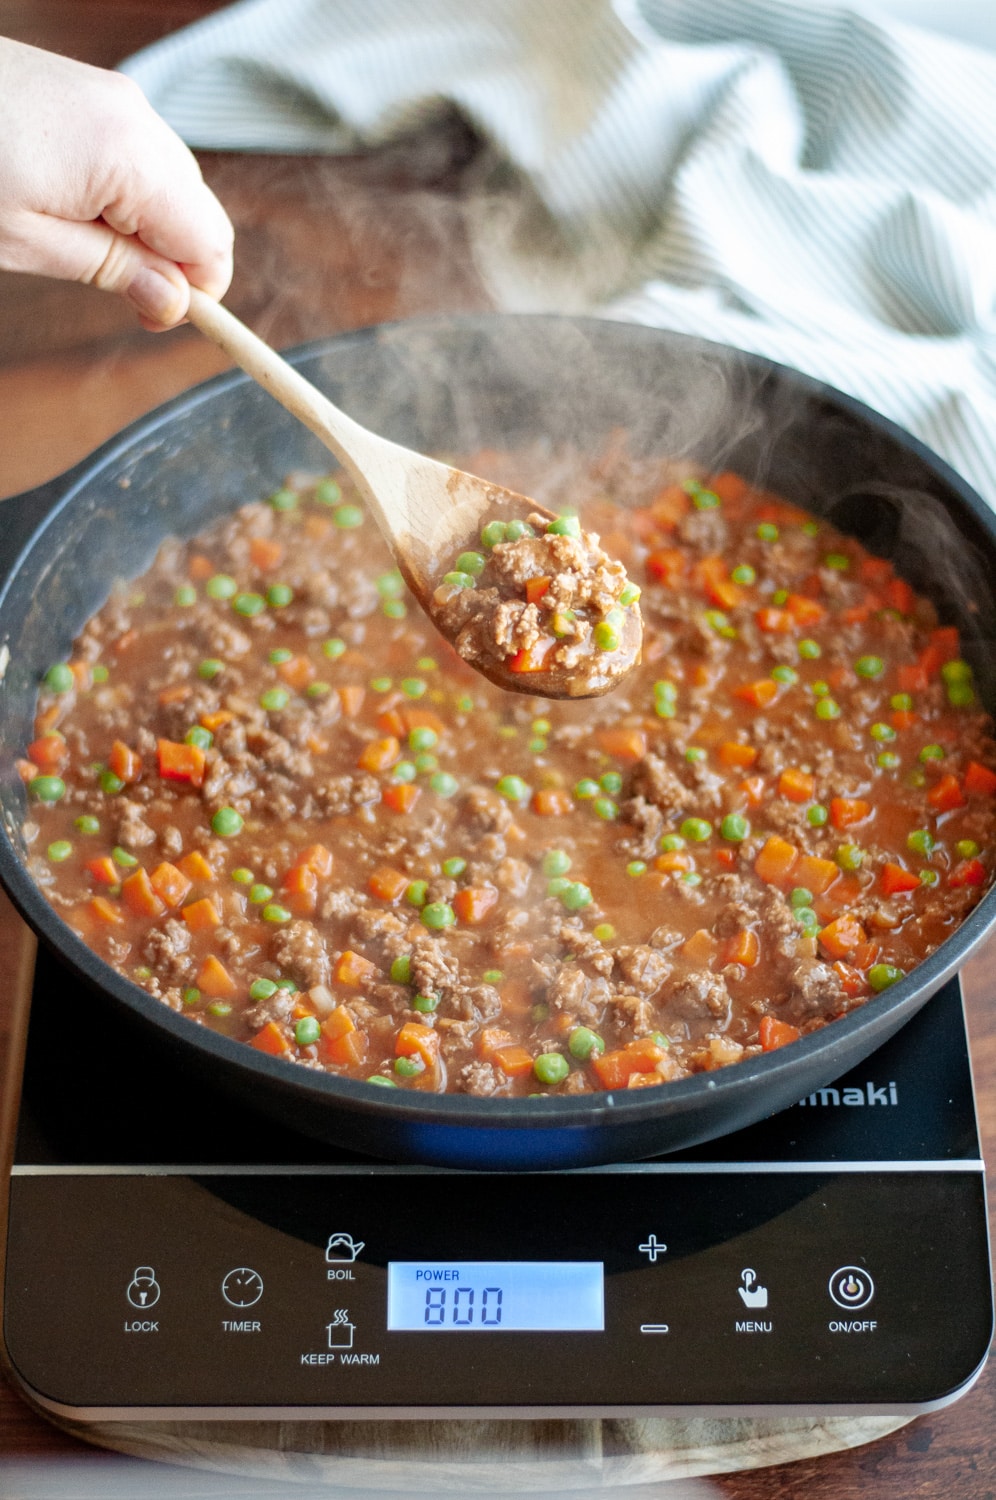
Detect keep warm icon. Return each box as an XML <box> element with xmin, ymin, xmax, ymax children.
<box><xmin>327</xmin><ymin>1310</ymin><xmax>356</xmax><ymax>1349</ymax></box>
<box><xmin>737</xmin><ymin>1269</ymin><xmax>768</xmax><ymax>1309</ymax></box>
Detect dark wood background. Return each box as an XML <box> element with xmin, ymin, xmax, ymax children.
<box><xmin>0</xmin><ymin>3</ymin><xmax>993</xmax><ymax>1493</ymax></box>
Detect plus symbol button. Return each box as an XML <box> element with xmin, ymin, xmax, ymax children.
<box><xmin>639</xmin><ymin>1234</ymin><xmax>667</xmax><ymax>1262</ymax></box>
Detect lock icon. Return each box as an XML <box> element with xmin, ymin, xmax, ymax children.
<box><xmin>126</xmin><ymin>1266</ymin><xmax>161</xmax><ymax>1309</ymax></box>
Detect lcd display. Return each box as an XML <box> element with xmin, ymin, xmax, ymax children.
<box><xmin>387</xmin><ymin>1261</ymin><xmax>604</xmax><ymax>1331</ymax></box>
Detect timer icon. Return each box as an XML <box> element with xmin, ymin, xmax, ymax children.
<box><xmin>222</xmin><ymin>1267</ymin><xmax>264</xmax><ymax>1308</ymax></box>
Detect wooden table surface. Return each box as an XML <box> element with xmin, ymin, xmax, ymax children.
<box><xmin>0</xmin><ymin>3</ymin><xmax>993</xmax><ymax>1494</ymax></box>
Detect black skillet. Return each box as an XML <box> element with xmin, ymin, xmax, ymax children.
<box><xmin>1</xmin><ymin>315</ymin><xmax>994</xmax><ymax>1169</ymax></box>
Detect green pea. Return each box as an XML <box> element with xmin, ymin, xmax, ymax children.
<box><xmin>798</xmin><ymin>639</ymin><xmax>821</xmax><ymax>660</ymax></box>
<box><xmin>504</xmin><ymin>519</ymin><xmax>534</xmax><ymax>542</ymax></box>
<box><xmin>322</xmin><ymin>638</ymin><xmax>346</xmax><ymax>659</ymax></box>
<box><xmin>43</xmin><ymin>662</ymin><xmax>75</xmax><ymax>694</ymax></box>
<box><xmin>824</xmin><ymin>553</ymin><xmax>850</xmax><ymax>570</ymax></box>
<box><xmin>175</xmin><ymin>585</ymin><xmax>197</xmax><ymax>607</ymax></box>
<box><xmin>333</xmin><ymin>504</ymin><xmax>363</xmax><ymax>528</ymax></box>
<box><xmin>569</xmin><ymin>1027</ymin><xmax>605</xmax><ymax>1060</ymax></box>
<box><xmin>815</xmin><ymin>698</ymin><xmax>841</xmax><ymax>720</ymax></box>
<box><xmin>74</xmin><ymin>815</ymin><xmax>100</xmax><ymax>835</ymax></box>
<box><xmin>456</xmin><ymin>695</ymin><xmax>475</xmax><ymax>712</ymax></box>
<box><xmin>547</xmin><ymin>876</ymin><xmax>572</xmax><ymax>898</ymax></box>
<box><xmin>295</xmin><ymin>1017</ymin><xmax>322</xmax><ymax>1047</ymax></box>
<box><xmin>274</xmin><ymin>979</ymin><xmax>299</xmax><ymax>992</ymax></box>
<box><xmin>756</xmin><ymin>522</ymin><xmax>779</xmax><ymax>542</ymax></box>
<box><xmin>47</xmin><ymin>840</ymin><xmax>73</xmax><ymax>862</ymax></box>
<box><xmin>548</xmin><ymin>514</ymin><xmax>582</xmax><ymax>537</ymax></box>
<box><xmin>592</xmin><ymin>922</ymin><xmax>615</xmax><ymax>942</ymax></box>
<box><xmin>392</xmin><ymin>761</ymin><xmax>417</xmax><ymax>784</ymax></box>
<box><xmin>811</xmin><ymin>680</ymin><xmax>830</xmax><ymax>697</ymax></box>
<box><xmin>29</xmin><ymin>775</ymin><xmax>65</xmax><ymax>802</ymax></box>
<box><xmin>795</xmin><ymin>906</ymin><xmax>819</xmax><ymax>932</ymax></box>
<box><xmin>206</xmin><ymin>574</ymin><xmax>237</xmax><ymax>600</ymax></box>
<box><xmin>232</xmin><ymin>868</ymin><xmax>254</xmax><ymax>885</ymax></box>
<box><xmin>941</xmin><ymin>659</ymin><xmax>973</xmax><ymax>685</ymax></box>
<box><xmin>262</xmin><ymin>904</ymin><xmax>292</xmax><ymax>923</ymax></box>
<box><xmin>370</xmin><ymin>676</ymin><xmax>392</xmax><ymax>693</ymax></box>
<box><xmin>919</xmin><ymin>869</ymin><xmax>940</xmax><ymax>887</ymax></box>
<box><xmin>594</xmin><ymin>621</ymin><xmax>620</xmax><ymax>652</ymax></box>
<box><xmin>482</xmin><ymin>969</ymin><xmax>503</xmax><ymax>984</ymax></box>
<box><xmin>868</xmin><ymin>963</ymin><xmax>904</xmax><ymax>992</ymax></box>
<box><xmin>99</xmin><ymin>769</ymin><xmax>124</xmax><ymax>795</ymax></box>
<box><xmin>394</xmin><ymin>1055</ymin><xmax>424</xmax><ymax>1077</ymax></box>
<box><xmin>442</xmin><ymin>856</ymin><xmax>467</xmax><ymax>878</ymax></box>
<box><xmin>412</xmin><ymin>994</ymin><xmax>439</xmax><ymax>1013</ymax></box>
<box><xmin>377</xmin><ymin>570</ymin><xmax>405</xmax><ymax>597</ymax></box>
<box><xmin>185</xmin><ymin>725</ymin><xmax>213</xmax><ymax>749</ymax></box>
<box><xmin>685</xmin><ymin>747</ymin><xmax>707</xmax><ymax>764</ymax></box>
<box><xmin>789</xmin><ymin>886</ymin><xmax>813</xmax><ymax>908</ymax></box>
<box><xmin>266</xmin><ymin>583</ymin><xmax>294</xmax><ymax>608</ymax></box>
<box><xmin>659</xmin><ymin>833</ymin><xmax>686</xmax><ymax>852</ymax></box>
<box><xmin>233</xmin><ymin>592</ymin><xmax>266</xmax><ymax>617</ymax></box>
<box><xmin>91</xmin><ymin>664</ymin><xmax>109</xmax><ymax>683</ymax></box>
<box><xmin>561</xmin><ymin>882</ymin><xmax>593</xmax><ymax>910</ymax></box>
<box><xmin>496</xmin><ymin>775</ymin><xmax>530</xmax><ymax>802</ymax></box>
<box><xmin>919</xmin><ymin>744</ymin><xmax>945</xmax><ymax>762</ymax></box>
<box><xmin>415</xmin><ymin>753</ymin><xmax>438</xmax><ymax>775</ymax></box>
<box><xmin>574</xmin><ymin>778</ymin><xmax>600</xmax><ymax>800</ymax></box>
<box><xmin>600</xmin><ymin>771</ymin><xmax>623</xmax><ymax>794</ymax></box>
<box><xmin>731</xmin><ymin>564</ymin><xmax>756</xmax><ymax>585</ymax></box>
<box><xmin>529</xmin><ymin>738</ymin><xmax>548</xmax><ymax>754</ymax></box>
<box><xmin>268</xmin><ymin>487</ymin><xmax>298</xmax><ymax>511</ymax></box>
<box><xmin>687</xmin><ymin>483</ymin><xmax>720</xmax><ymax>510</ymax></box>
<box><xmin>307</xmin><ymin>681</ymin><xmax>332</xmax><ymax>698</ymax></box>
<box><xmin>198</xmin><ymin>658</ymin><xmax>224</xmax><ymax>680</ymax></box>
<box><xmin>390</xmin><ymin>955</ymin><xmax>412</xmax><ymax>984</ymax></box>
<box><xmin>315</xmin><ymin>478</ymin><xmax>342</xmax><ymax>506</ymax></box>
<box><xmin>481</xmin><ymin>520</ymin><xmax>507</xmax><ymax>548</ymax></box>
<box><xmin>455</xmin><ymin>551</ymin><xmax>486</xmax><ymax>577</ymax></box>
<box><xmin>870</xmin><ymin>722</ymin><xmax>896</xmax><ymax>742</ymax></box>
<box><xmin>956</xmin><ymin>839</ymin><xmax>980</xmax><ymax>859</ymax></box>
<box><xmin>367</xmin><ymin>1074</ymin><xmax>399</xmax><ymax>1088</ymax></box>
<box><xmin>430</xmin><ymin>772</ymin><xmax>459</xmax><ymax>798</ymax></box>
<box><xmin>211</xmin><ymin>806</ymin><xmax>244</xmax><ymax>837</ymax></box>
<box><xmin>249</xmin><ymin>884</ymin><xmax>274</xmax><ymax>904</ymax></box>
<box><xmin>890</xmin><ymin>693</ymin><xmax>913</xmax><ymax>712</ymax></box>
<box><xmin>593</xmin><ymin>797</ymin><xmax>618</xmax><ymax>821</ymax></box>
<box><xmin>947</xmin><ymin>682</ymin><xmax>976</xmax><ymax>707</ymax></box>
<box><xmin>626</xmin><ymin>860</ymin><xmax>647</xmax><ymax>877</ymax></box>
<box><xmin>681</xmin><ymin>871</ymin><xmax>703</xmax><ymax>886</ymax></box>
<box><xmin>183</xmin><ymin>987</ymin><xmax>202</xmax><ymax>1007</ymax></box>
<box><xmin>417</xmin><ymin>657</ymin><xmax>438</xmax><ymax>672</ymax></box>
<box><xmin>770</xmin><ymin>665</ymin><xmax>798</xmax><ymax>685</ymax></box>
<box><xmin>112</xmin><ymin>846</ymin><xmax>138</xmax><ymax>867</ymax></box>
<box><xmin>405</xmin><ymin>881</ymin><xmax>428</xmax><ymax>907</ymax></box>
<box><xmin>876</xmin><ymin>751</ymin><xmax>901</xmax><ymax>770</ymax></box>
<box><xmin>619</xmin><ymin>582</ymin><xmax>641</xmax><ymax>606</ymax></box>
<box><xmin>542</xmin><ymin>850</ymin><xmax>572</xmax><ymax>877</ymax></box>
<box><xmin>533</xmin><ymin>1052</ymin><xmax>570</xmax><ymax>1085</ymax></box>
<box><xmin>401</xmin><ymin>677</ymin><xmax>427</xmax><ymax>699</ymax></box>
<box><xmin>721</xmin><ymin>814</ymin><xmax>749</xmax><ymax>842</ymax></box>
<box><xmin>442</xmin><ymin>570</ymin><xmax>475</xmax><ymax>590</ymax></box>
<box><xmin>421</xmin><ymin>901</ymin><xmax>456</xmax><ymax>930</ymax></box>
<box><xmin>855</xmin><ymin>655</ymin><xmax>884</xmax><ymax>679</ymax></box>
<box><xmin>837</xmin><ymin>844</ymin><xmax>864</xmax><ymax>871</ymax></box>
<box><xmin>680</xmin><ymin>817</ymin><xmax>712</xmax><ymax>843</ymax></box>
<box><xmin>771</xmin><ymin>589</ymin><xmax>789</xmax><ymax>606</ymax></box>
<box><xmin>260</xmin><ymin>687</ymin><xmax>290</xmax><ymax>713</ymax></box>
<box><xmin>408</xmin><ymin>727</ymin><xmax>438</xmax><ymax>752</ymax></box>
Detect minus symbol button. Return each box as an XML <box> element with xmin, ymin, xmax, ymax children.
<box><xmin>639</xmin><ymin>1323</ymin><xmax>670</xmax><ymax>1334</ymax></box>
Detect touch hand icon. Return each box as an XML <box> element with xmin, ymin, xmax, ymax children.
<box><xmin>738</xmin><ymin>1269</ymin><xmax>768</xmax><ymax>1309</ymax></box>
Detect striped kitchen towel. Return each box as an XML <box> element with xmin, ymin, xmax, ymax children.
<box><xmin>122</xmin><ymin>0</ymin><xmax>996</xmax><ymax>504</ymax></box>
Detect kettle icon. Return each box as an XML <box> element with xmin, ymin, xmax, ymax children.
<box><xmin>126</xmin><ymin>1266</ymin><xmax>161</xmax><ymax>1309</ymax></box>
<box><xmin>325</xmin><ymin>1233</ymin><xmax>365</xmax><ymax>1263</ymax></box>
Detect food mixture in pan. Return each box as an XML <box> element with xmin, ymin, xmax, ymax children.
<box><xmin>20</xmin><ymin>451</ymin><xmax>996</xmax><ymax>1095</ymax></box>
<box><xmin>431</xmin><ymin>511</ymin><xmax>642</xmax><ymax>697</ymax></box>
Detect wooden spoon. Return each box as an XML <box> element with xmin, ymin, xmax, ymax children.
<box><xmin>185</xmin><ymin>289</ymin><xmax>641</xmax><ymax>698</ymax></box>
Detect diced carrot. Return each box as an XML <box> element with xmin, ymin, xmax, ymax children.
<box><xmin>818</xmin><ymin>915</ymin><xmax>868</xmax><ymax>961</ymax></box>
<box><xmin>718</xmin><ymin>741</ymin><xmax>758</xmax><ymax>768</ymax></box>
<box><xmin>724</xmin><ymin>929</ymin><xmax>760</xmax><ymax>967</ymax></box>
<box><xmin>734</xmin><ymin>678</ymin><xmax>779</xmax><ymax>709</ymax></box>
<box><xmin>929</xmin><ymin>625</ymin><xmax>961</xmax><ymax>660</ymax></box>
<box><xmin>277</xmin><ymin>655</ymin><xmax>316</xmax><ymax>691</ymax></box>
<box><xmin>322</xmin><ymin>1005</ymin><xmax>357</xmax><ymax>1042</ymax></box>
<box><xmin>157</xmin><ymin>683</ymin><xmax>191</xmax><ymax>706</ymax></box>
<box><xmin>592</xmin><ymin>1036</ymin><xmax>664</xmax><ymax>1090</ymax></box>
<box><xmin>395</xmin><ymin>1021</ymin><xmax>440</xmax><ymax>1067</ymax></box>
<box><xmin>707</xmin><ymin>471</ymin><xmax>748</xmax><ymax>504</ymax></box>
<box><xmin>200</xmin><ymin>709</ymin><xmax>234</xmax><ymax>733</ymax></box>
<box><xmin>697</xmin><ymin>555</ymin><xmax>742</xmax><ymax>610</ymax></box>
<box><xmin>964</xmin><ymin>761</ymin><xmax>996</xmax><ymax>797</ymax></box>
<box><xmin>755</xmin><ymin>498</ymin><xmax>809</xmax><ymax>525</ymax></box>
<box><xmin>382</xmin><ymin>782</ymin><xmax>421</xmax><ymax>814</ymax></box>
<box><xmin>738</xmin><ymin>775</ymin><xmax>767</xmax><ymax>807</ymax></box>
<box><xmin>34</xmin><ymin>704</ymin><xmax>62</xmax><ymax>735</ymax></box>
<box><xmin>784</xmin><ymin>593</ymin><xmax>826</xmax><ymax>627</ymax></box>
<box><xmin>830</xmin><ymin>797</ymin><xmax>871</xmax><ymax>830</ymax></box>
<box><xmin>177</xmin><ymin>849</ymin><xmax>214</xmax><ymax>882</ymax></box>
<box><xmin>197</xmin><ymin>954</ymin><xmax>237</xmax><ymax>998</ymax></box>
<box><xmin>295</xmin><ymin>843</ymin><xmax>333</xmax><ymax>876</ymax></box>
<box><xmin>16</xmin><ymin>759</ymin><xmax>40</xmax><ymax>784</ymax></box>
<box><xmin>149</xmin><ymin>862</ymin><xmax>192</xmax><ymax>908</ymax></box>
<box><xmin>833</xmin><ymin>961</ymin><xmax>867</xmax><ymax>997</ymax></box>
<box><xmin>323</xmin><ymin>1028</ymin><xmax>368</xmax><ymax>1067</ymax></box>
<box><xmin>755</xmin><ymin>608</ymin><xmax>795</xmax><ymax>633</ymax></box>
<box><xmin>508</xmin><ymin>637</ymin><xmax>556</xmax><ymax>673</ymax></box>
<box><xmin>453</xmin><ymin>886</ymin><xmax>499</xmax><ymax>924</ymax></box>
<box><xmin>27</xmin><ymin>734</ymin><xmax>67</xmax><ymax>769</ymax></box>
<box><xmin>778</xmin><ymin>768</ymin><xmax>815</xmax><ymax>803</ymax></box>
<box><xmin>681</xmin><ymin>928</ymin><xmax>718</xmax><ymax>965</ymax></box>
<box><xmin>839</xmin><ymin>605</ymin><xmax>871</xmax><ymax>626</ymax></box>
<box><xmin>860</xmin><ymin>556</ymin><xmax>893</xmax><ymax>586</ymax></box>
<box><xmin>758</xmin><ymin>1015</ymin><xmax>801</xmax><ymax>1051</ymax></box>
<box><xmin>713</xmin><ymin>847</ymin><xmax>737</xmax><ymax>869</ymax></box>
<box><xmin>524</xmin><ymin>576</ymin><xmax>552</xmax><ymax>604</ymax></box>
<box><xmin>531</xmin><ymin>787</ymin><xmax>573</xmax><ymax>816</ymax></box>
<box><xmin>402</xmin><ymin>707</ymin><xmax>447</xmax><ymax>736</ymax></box>
<box><xmin>281</xmin><ymin>863</ymin><xmax>318</xmax><ymax>915</ymax></box>
<box><xmin>478</xmin><ymin>1026</ymin><xmax>515</xmax><ymax>1059</ymax></box>
<box><xmin>357</xmin><ymin>736</ymin><xmax>401</xmax><ymax>774</ymax></box>
<box><xmin>493</xmin><ymin>1044</ymin><xmax>535</xmax><ymax>1078</ymax></box>
<box><xmin>249</xmin><ymin>535</ymin><xmax>284</xmax><ymax>571</ymax></box>
<box><xmin>108</xmin><ymin>740</ymin><xmax>142</xmax><ymax>783</ymax></box>
<box><xmin>252</xmin><ymin>1020</ymin><xmax>292</xmax><ymax>1057</ymax></box>
<box><xmin>334</xmin><ymin>949</ymin><xmax>378</xmax><ymax>986</ymax></box>
<box><xmin>85</xmin><ymin>856</ymin><xmax>119</xmax><ymax>886</ymax></box>
<box><xmin>182</xmin><ymin>897</ymin><xmax>221</xmax><ymax>932</ymax></box>
<box><xmin>188</xmin><ymin>553</ymin><xmax>215</xmax><ymax>581</ymax></box>
<box><xmin>377</xmin><ymin>708</ymin><xmax>406</xmax><ymax>738</ymax></box>
<box><xmin>595</xmin><ymin>727</ymin><xmax>647</xmax><ymax>762</ymax></box>
<box><xmin>926</xmin><ymin>774</ymin><xmax>965</xmax><ymax>813</ymax></box>
<box><xmin>367</xmin><ymin>866</ymin><xmax>409</xmax><ymax>902</ymax></box>
<box><xmin>90</xmin><ymin>895</ymin><xmax>124</xmax><ymax>925</ymax></box>
<box><xmin>949</xmin><ymin>858</ymin><xmax>987</xmax><ymax>888</ymax></box>
<box><xmin>885</xmin><ymin>576</ymin><xmax>915</xmax><ymax>615</ymax></box>
<box><xmin>897</xmin><ymin>662</ymin><xmax>928</xmax><ymax>694</ymax></box>
<box><xmin>121</xmin><ymin>868</ymin><xmax>166</xmax><ymax>918</ymax></box>
<box><xmin>646</xmin><ymin>547</ymin><xmax>687</xmax><ymax>585</ymax></box>
<box><xmin>337</xmin><ymin>685</ymin><xmax>366</xmax><ymax>717</ymax></box>
<box><xmin>850</xmin><ymin>940</ymin><xmax>882</xmax><ymax>971</ymax></box>
<box><xmin>879</xmin><ymin>862</ymin><xmax>920</xmax><ymax>896</ymax></box>
<box><xmin>891</xmin><ymin>709</ymin><xmax>918</xmax><ymax>732</ymax></box>
<box><xmin>113</xmin><ymin>628</ymin><xmax>138</xmax><ymax>655</ymax></box>
<box><xmin>156</xmin><ymin>738</ymin><xmax>206</xmax><ymax>788</ymax></box>
<box><xmin>795</xmin><ymin>853</ymin><xmax>840</xmax><ymax>896</ymax></box>
<box><xmin>654</xmin><ymin>851</ymin><xmax>694</xmax><ymax>873</ymax></box>
<box><xmin>754</xmin><ymin>835</ymin><xmax>800</xmax><ymax>886</ymax></box>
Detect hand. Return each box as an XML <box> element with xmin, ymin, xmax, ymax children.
<box><xmin>0</xmin><ymin>37</ymin><xmax>233</xmax><ymax>329</ymax></box>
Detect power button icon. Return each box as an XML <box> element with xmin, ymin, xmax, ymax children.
<box><xmin>828</xmin><ymin>1265</ymin><xmax>874</xmax><ymax>1310</ymax></box>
